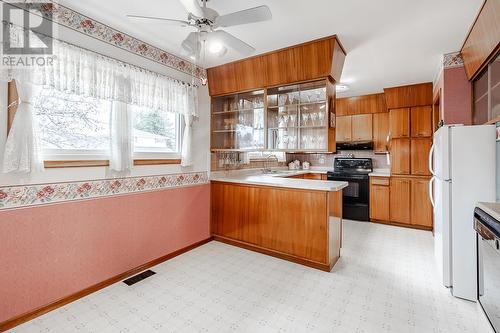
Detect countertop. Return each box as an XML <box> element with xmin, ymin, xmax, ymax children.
<box><xmin>369</xmin><ymin>169</ymin><xmax>391</xmax><ymax>177</ymax></box>
<box><xmin>477</xmin><ymin>202</ymin><xmax>500</xmax><ymax>221</ymax></box>
<box><xmin>210</xmin><ymin>168</ymin><xmax>347</xmax><ymax>192</ymax></box>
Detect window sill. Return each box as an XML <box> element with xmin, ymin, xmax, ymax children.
<box><xmin>44</xmin><ymin>159</ymin><xmax>181</xmax><ymax>168</ymax></box>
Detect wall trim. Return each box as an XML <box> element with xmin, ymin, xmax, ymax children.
<box><xmin>0</xmin><ymin>171</ymin><xmax>208</xmax><ymax>210</ymax></box>
<box><xmin>0</xmin><ymin>237</ymin><xmax>214</xmax><ymax>333</ymax></box>
<box><xmin>443</xmin><ymin>52</ymin><xmax>465</xmax><ymax>69</ymax></box>
<box><xmin>4</xmin><ymin>1</ymin><xmax>206</xmax><ymax>81</ymax></box>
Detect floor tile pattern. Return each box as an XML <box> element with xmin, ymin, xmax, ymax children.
<box><xmin>9</xmin><ymin>221</ymin><xmax>493</xmax><ymax>333</ymax></box>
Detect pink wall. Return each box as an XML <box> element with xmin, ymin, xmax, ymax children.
<box><xmin>434</xmin><ymin>66</ymin><xmax>472</xmax><ymax>126</ymax></box>
<box><xmin>444</xmin><ymin>66</ymin><xmax>472</xmax><ymax>125</ymax></box>
<box><xmin>0</xmin><ymin>184</ymin><xmax>210</xmax><ymax>323</ymax></box>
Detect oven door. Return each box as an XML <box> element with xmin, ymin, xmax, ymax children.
<box><xmin>328</xmin><ymin>174</ymin><xmax>369</xmax><ymax>204</ymax></box>
<box><xmin>477</xmin><ymin>220</ymin><xmax>500</xmax><ymax>332</ymax></box>
<box><xmin>328</xmin><ymin>174</ymin><xmax>369</xmax><ymax>221</ymax></box>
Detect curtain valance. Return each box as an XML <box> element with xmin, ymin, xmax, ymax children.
<box><xmin>2</xmin><ymin>28</ymin><xmax>198</xmax><ymax>116</ymax></box>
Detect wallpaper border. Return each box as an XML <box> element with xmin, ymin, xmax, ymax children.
<box><xmin>0</xmin><ymin>171</ymin><xmax>209</xmax><ymax>210</ymax></box>
<box><xmin>25</xmin><ymin>1</ymin><xmax>206</xmax><ymax>80</ymax></box>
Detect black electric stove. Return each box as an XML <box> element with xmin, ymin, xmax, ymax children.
<box><xmin>327</xmin><ymin>158</ymin><xmax>373</xmax><ymax>221</ymax></box>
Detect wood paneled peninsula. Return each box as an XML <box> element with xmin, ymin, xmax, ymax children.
<box><xmin>210</xmin><ymin>170</ymin><xmax>347</xmax><ymax>271</ymax></box>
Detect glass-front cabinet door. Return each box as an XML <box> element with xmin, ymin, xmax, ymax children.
<box><xmin>266</xmin><ymin>80</ymin><xmax>328</xmax><ymax>151</ymax></box>
<box><xmin>211</xmin><ymin>90</ymin><xmax>265</xmax><ymax>150</ymax></box>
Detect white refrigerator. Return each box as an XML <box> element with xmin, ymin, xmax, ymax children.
<box><xmin>430</xmin><ymin>125</ymin><xmax>496</xmax><ymax>301</ymax></box>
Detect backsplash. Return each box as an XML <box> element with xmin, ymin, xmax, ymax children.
<box><xmin>287</xmin><ymin>151</ymin><xmax>390</xmax><ymax>170</ymax></box>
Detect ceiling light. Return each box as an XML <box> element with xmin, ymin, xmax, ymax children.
<box><xmin>209</xmin><ymin>41</ymin><xmax>223</xmax><ymax>54</ymax></box>
<box><xmin>335</xmin><ymin>83</ymin><xmax>350</xmax><ymax>93</ymax></box>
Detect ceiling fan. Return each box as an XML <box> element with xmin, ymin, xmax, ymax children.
<box><xmin>127</xmin><ymin>0</ymin><xmax>272</xmax><ymax>60</ymax></box>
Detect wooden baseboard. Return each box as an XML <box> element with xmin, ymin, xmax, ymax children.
<box><xmin>0</xmin><ymin>237</ymin><xmax>213</xmax><ymax>333</ymax></box>
<box><xmin>371</xmin><ymin>219</ymin><xmax>433</xmax><ymax>231</ymax></box>
<box><xmin>213</xmin><ymin>235</ymin><xmax>333</xmax><ymax>272</ymax></box>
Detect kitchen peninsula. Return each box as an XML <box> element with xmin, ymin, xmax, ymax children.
<box><xmin>211</xmin><ymin>170</ymin><xmax>348</xmax><ymax>271</ymax></box>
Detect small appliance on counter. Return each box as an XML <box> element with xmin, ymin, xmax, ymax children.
<box><xmin>302</xmin><ymin>161</ymin><xmax>310</xmax><ymax>170</ymax></box>
<box><xmin>474</xmin><ymin>203</ymin><xmax>500</xmax><ymax>333</ymax></box>
<box><xmin>327</xmin><ymin>157</ymin><xmax>373</xmax><ymax>221</ymax></box>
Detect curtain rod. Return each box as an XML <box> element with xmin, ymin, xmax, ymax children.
<box><xmin>1</xmin><ymin>21</ymin><xmax>199</xmax><ymax>88</ymax></box>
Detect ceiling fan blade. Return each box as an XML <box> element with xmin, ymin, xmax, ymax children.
<box><xmin>181</xmin><ymin>32</ymin><xmax>201</xmax><ymax>56</ymax></box>
<box><xmin>212</xmin><ymin>30</ymin><xmax>255</xmax><ymax>55</ymax></box>
<box><xmin>215</xmin><ymin>5</ymin><xmax>272</xmax><ymax>28</ymax></box>
<box><xmin>179</xmin><ymin>0</ymin><xmax>204</xmax><ymax>18</ymax></box>
<box><xmin>127</xmin><ymin>15</ymin><xmax>192</xmax><ymax>27</ymax></box>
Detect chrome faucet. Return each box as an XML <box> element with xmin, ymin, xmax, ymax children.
<box><xmin>262</xmin><ymin>154</ymin><xmax>278</xmax><ymax>173</ymax></box>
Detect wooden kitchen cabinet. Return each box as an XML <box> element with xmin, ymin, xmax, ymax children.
<box><xmin>411</xmin><ymin>138</ymin><xmax>432</xmax><ymax>176</ymax></box>
<box><xmin>411</xmin><ymin>178</ymin><xmax>433</xmax><ymax>228</ymax></box>
<box><xmin>351</xmin><ymin>114</ymin><xmax>373</xmax><ymax>141</ymax></box>
<box><xmin>410</xmin><ymin>106</ymin><xmax>432</xmax><ymax>137</ymax></box>
<box><xmin>373</xmin><ymin>112</ymin><xmax>389</xmax><ymax>153</ymax></box>
<box><xmin>370</xmin><ymin>177</ymin><xmax>390</xmax><ymax>221</ymax></box>
<box><xmin>390</xmin><ymin>139</ymin><xmax>410</xmax><ymax>175</ymax></box>
<box><xmin>303</xmin><ymin>173</ymin><xmax>323</xmax><ymax>180</ymax></box>
<box><xmin>207</xmin><ymin>36</ymin><xmax>346</xmax><ymax>96</ymax></box>
<box><xmin>335</xmin><ymin>116</ymin><xmax>352</xmax><ymax>142</ymax></box>
<box><xmin>389</xmin><ymin>108</ymin><xmax>410</xmax><ymax>138</ymax></box>
<box><xmin>390</xmin><ymin>178</ymin><xmax>411</xmax><ymax>224</ymax></box>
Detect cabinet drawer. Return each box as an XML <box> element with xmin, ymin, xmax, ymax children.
<box><xmin>370</xmin><ymin>177</ymin><xmax>390</xmax><ymax>186</ymax></box>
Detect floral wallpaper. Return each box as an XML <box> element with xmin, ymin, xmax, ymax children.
<box><xmin>0</xmin><ymin>172</ymin><xmax>209</xmax><ymax>210</ymax></box>
<box><xmin>34</xmin><ymin>1</ymin><xmax>206</xmax><ymax>81</ymax></box>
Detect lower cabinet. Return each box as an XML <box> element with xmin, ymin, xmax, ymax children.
<box><xmin>410</xmin><ymin>178</ymin><xmax>433</xmax><ymax>228</ymax></box>
<box><xmin>369</xmin><ymin>177</ymin><xmax>390</xmax><ymax>221</ymax></box>
<box><xmin>389</xmin><ymin>178</ymin><xmax>411</xmax><ymax>224</ymax></box>
<box><xmin>370</xmin><ymin>176</ymin><xmax>433</xmax><ymax>230</ymax></box>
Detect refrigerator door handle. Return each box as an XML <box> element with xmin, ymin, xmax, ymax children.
<box><xmin>429</xmin><ymin>176</ymin><xmax>436</xmax><ymax>207</ymax></box>
<box><xmin>428</xmin><ymin>143</ymin><xmax>436</xmax><ymax>176</ymax></box>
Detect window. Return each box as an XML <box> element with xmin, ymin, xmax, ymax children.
<box><xmin>35</xmin><ymin>88</ymin><xmax>111</xmax><ymax>160</ymax></box>
<box><xmin>131</xmin><ymin>105</ymin><xmax>182</xmax><ymax>159</ymax></box>
<box><xmin>31</xmin><ymin>87</ymin><xmax>182</xmax><ymax>164</ymax></box>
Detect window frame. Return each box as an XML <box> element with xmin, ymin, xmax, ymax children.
<box><xmin>132</xmin><ymin>111</ymin><xmax>184</xmax><ymax>161</ymax></box>
<box><xmin>6</xmin><ymin>81</ymin><xmax>183</xmax><ymax>168</ymax></box>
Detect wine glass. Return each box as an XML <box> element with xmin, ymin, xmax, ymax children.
<box><xmin>289</xmin><ymin>114</ymin><xmax>296</xmax><ymax>127</ymax></box>
<box><xmin>311</xmin><ymin>112</ymin><xmax>318</xmax><ymax>126</ymax></box>
<box><xmin>301</xmin><ymin>113</ymin><xmax>309</xmax><ymax>127</ymax></box>
<box><xmin>279</xmin><ymin>95</ymin><xmax>287</xmax><ymax>106</ymax></box>
<box><xmin>318</xmin><ymin>111</ymin><xmax>325</xmax><ymax>126</ymax></box>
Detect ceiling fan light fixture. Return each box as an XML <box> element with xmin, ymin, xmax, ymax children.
<box><xmin>209</xmin><ymin>41</ymin><xmax>223</xmax><ymax>54</ymax></box>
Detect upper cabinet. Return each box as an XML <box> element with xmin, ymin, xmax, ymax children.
<box><xmin>206</xmin><ymin>36</ymin><xmax>346</xmax><ymax>96</ymax></box>
<box><xmin>266</xmin><ymin>80</ymin><xmax>335</xmax><ymax>152</ymax></box>
<box><xmin>461</xmin><ymin>0</ymin><xmax>500</xmax><ymax>80</ymax></box>
<box><xmin>336</xmin><ymin>93</ymin><xmax>387</xmax><ymax>115</ymax></box>
<box><xmin>211</xmin><ymin>78</ymin><xmax>336</xmax><ymax>152</ymax></box>
<box><xmin>351</xmin><ymin>114</ymin><xmax>373</xmax><ymax>141</ymax></box>
<box><xmin>472</xmin><ymin>53</ymin><xmax>500</xmax><ymax>124</ymax></box>
<box><xmin>389</xmin><ymin>108</ymin><xmax>410</xmax><ymax>138</ymax></box>
<box><xmin>373</xmin><ymin>112</ymin><xmax>389</xmax><ymax>153</ymax></box>
<box><xmin>386</xmin><ymin>83</ymin><xmax>433</xmax><ymax>176</ymax></box>
<box><xmin>384</xmin><ymin>83</ymin><xmax>433</xmax><ymax>109</ymax></box>
<box><xmin>211</xmin><ymin>90</ymin><xmax>266</xmax><ymax>150</ymax></box>
<box><xmin>410</xmin><ymin>106</ymin><xmax>433</xmax><ymax>138</ymax></box>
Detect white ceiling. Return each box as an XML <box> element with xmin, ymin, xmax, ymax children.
<box><xmin>59</xmin><ymin>0</ymin><xmax>483</xmax><ymax>97</ymax></box>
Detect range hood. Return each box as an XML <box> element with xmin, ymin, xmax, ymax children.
<box><xmin>336</xmin><ymin>141</ymin><xmax>374</xmax><ymax>151</ymax></box>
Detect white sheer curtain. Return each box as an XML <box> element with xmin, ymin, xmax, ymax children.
<box><xmin>109</xmin><ymin>101</ymin><xmax>133</xmax><ymax>173</ymax></box>
<box><xmin>2</xmin><ymin>82</ymin><xmax>44</xmax><ymax>174</ymax></box>
<box><xmin>2</xmin><ymin>36</ymin><xmax>198</xmax><ymax>174</ymax></box>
